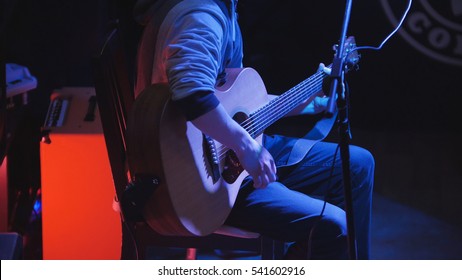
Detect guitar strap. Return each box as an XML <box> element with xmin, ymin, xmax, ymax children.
<box><xmin>279</xmin><ymin>112</ymin><xmax>337</xmax><ymax>169</ymax></box>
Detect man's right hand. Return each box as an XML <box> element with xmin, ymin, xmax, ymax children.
<box><xmin>234</xmin><ymin>138</ymin><xmax>277</xmax><ymax>189</ymax></box>
<box><xmin>191</xmin><ymin>103</ymin><xmax>277</xmax><ymax>189</ymax></box>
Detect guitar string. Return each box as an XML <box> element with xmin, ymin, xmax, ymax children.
<box><xmin>214</xmin><ymin>70</ymin><xmax>327</xmax><ymax>160</ymax></box>
<box><xmin>214</xmin><ymin>70</ymin><xmax>326</xmax><ymax>159</ymax></box>
<box><xmin>241</xmin><ymin>65</ymin><xmax>327</xmax><ymax>136</ymax></box>
<box><xmin>247</xmin><ymin>72</ymin><xmax>325</xmax><ymax>137</ymax></box>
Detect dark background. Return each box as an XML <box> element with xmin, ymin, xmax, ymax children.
<box><xmin>1</xmin><ymin>0</ymin><xmax>461</xmax><ymax>259</ymax></box>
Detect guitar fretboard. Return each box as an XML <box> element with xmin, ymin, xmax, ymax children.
<box><xmin>244</xmin><ymin>69</ymin><xmax>328</xmax><ymax>138</ymax></box>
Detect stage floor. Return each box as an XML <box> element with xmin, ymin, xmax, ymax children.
<box><xmin>143</xmin><ymin>193</ymin><xmax>462</xmax><ymax>260</ymax></box>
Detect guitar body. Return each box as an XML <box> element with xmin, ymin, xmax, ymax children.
<box><xmin>126</xmin><ymin>68</ymin><xmax>269</xmax><ymax>236</ymax></box>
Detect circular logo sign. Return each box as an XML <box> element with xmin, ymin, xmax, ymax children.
<box><xmin>380</xmin><ymin>0</ymin><xmax>462</xmax><ymax>66</ymax></box>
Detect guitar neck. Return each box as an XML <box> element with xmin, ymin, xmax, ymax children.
<box><xmin>245</xmin><ymin>68</ymin><xmax>328</xmax><ymax>138</ymax></box>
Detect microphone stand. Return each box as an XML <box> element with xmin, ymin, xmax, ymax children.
<box><xmin>325</xmin><ymin>0</ymin><xmax>357</xmax><ymax>260</ymax></box>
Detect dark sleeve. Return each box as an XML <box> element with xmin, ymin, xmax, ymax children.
<box><xmin>172</xmin><ymin>90</ymin><xmax>220</xmax><ymax>120</ymax></box>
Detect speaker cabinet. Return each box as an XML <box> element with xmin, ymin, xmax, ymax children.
<box><xmin>40</xmin><ymin>87</ymin><xmax>121</xmax><ymax>259</ymax></box>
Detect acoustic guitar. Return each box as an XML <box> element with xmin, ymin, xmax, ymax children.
<box><xmin>126</xmin><ymin>37</ymin><xmax>359</xmax><ymax>236</ymax></box>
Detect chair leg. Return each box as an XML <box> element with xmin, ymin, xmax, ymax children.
<box><xmin>273</xmin><ymin>240</ymin><xmax>286</xmax><ymax>259</ymax></box>
<box><xmin>261</xmin><ymin>237</ymin><xmax>274</xmax><ymax>259</ymax></box>
<box><xmin>261</xmin><ymin>237</ymin><xmax>285</xmax><ymax>260</ymax></box>
<box><xmin>120</xmin><ymin>222</ymin><xmax>137</xmax><ymax>259</ymax></box>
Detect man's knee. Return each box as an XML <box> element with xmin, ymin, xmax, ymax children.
<box><xmin>349</xmin><ymin>146</ymin><xmax>375</xmax><ymax>187</ymax></box>
<box><xmin>315</xmin><ymin>212</ymin><xmax>348</xmax><ymax>240</ymax></box>
<box><xmin>350</xmin><ymin>146</ymin><xmax>375</xmax><ymax>170</ymax></box>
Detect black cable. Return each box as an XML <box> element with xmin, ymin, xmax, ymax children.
<box><xmin>306</xmin><ymin>142</ymin><xmax>341</xmax><ymax>259</ymax></box>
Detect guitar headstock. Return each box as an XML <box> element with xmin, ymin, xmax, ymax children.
<box><xmin>333</xmin><ymin>36</ymin><xmax>360</xmax><ymax>72</ymax></box>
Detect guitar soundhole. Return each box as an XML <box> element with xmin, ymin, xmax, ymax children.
<box><xmin>233</xmin><ymin>111</ymin><xmax>248</xmax><ymax>124</ymax></box>
<box><xmin>222</xmin><ymin>149</ymin><xmax>244</xmax><ymax>184</ymax></box>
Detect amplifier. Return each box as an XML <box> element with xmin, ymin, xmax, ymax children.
<box><xmin>40</xmin><ymin>87</ymin><xmax>121</xmax><ymax>259</ymax></box>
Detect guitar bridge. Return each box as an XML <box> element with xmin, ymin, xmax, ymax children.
<box><xmin>203</xmin><ymin>134</ymin><xmax>220</xmax><ymax>183</ymax></box>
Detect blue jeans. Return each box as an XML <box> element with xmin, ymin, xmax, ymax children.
<box><xmin>225</xmin><ymin>134</ymin><xmax>375</xmax><ymax>259</ymax></box>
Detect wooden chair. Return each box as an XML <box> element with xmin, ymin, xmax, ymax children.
<box><xmin>92</xmin><ymin>23</ymin><xmax>284</xmax><ymax>260</ymax></box>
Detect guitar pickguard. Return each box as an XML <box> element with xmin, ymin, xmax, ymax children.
<box><xmin>222</xmin><ymin>149</ymin><xmax>244</xmax><ymax>184</ymax></box>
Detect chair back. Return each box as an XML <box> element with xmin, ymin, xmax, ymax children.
<box><xmin>93</xmin><ymin>25</ymin><xmax>134</xmax><ymax>203</ymax></box>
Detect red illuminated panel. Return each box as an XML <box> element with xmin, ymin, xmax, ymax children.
<box><xmin>40</xmin><ymin>87</ymin><xmax>121</xmax><ymax>260</ymax></box>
